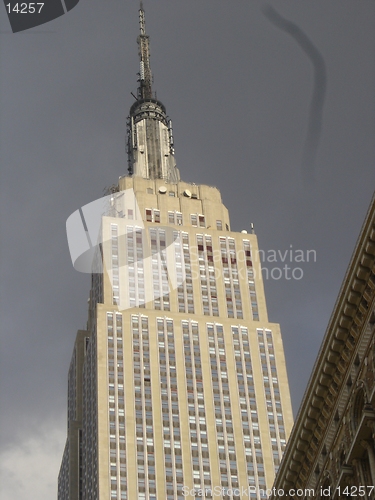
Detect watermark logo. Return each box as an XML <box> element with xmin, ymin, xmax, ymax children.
<box><xmin>182</xmin><ymin>485</ymin><xmax>316</xmax><ymax>498</ymax></box>
<box><xmin>3</xmin><ymin>0</ymin><xmax>80</xmax><ymax>33</ymax></box>
<box><xmin>258</xmin><ymin>246</ymin><xmax>316</xmax><ymax>281</ymax></box>
<box><xmin>66</xmin><ymin>189</ymin><xmax>184</xmax><ymax>311</ymax></box>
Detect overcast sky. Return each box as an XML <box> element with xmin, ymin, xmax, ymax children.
<box><xmin>0</xmin><ymin>1</ymin><xmax>374</xmax><ymax>498</ymax></box>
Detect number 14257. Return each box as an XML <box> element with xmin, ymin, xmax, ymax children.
<box><xmin>6</xmin><ymin>3</ymin><xmax>44</xmax><ymax>14</ymax></box>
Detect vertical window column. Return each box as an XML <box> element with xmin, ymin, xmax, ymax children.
<box><xmin>82</xmin><ymin>326</ymin><xmax>98</xmax><ymax>499</ymax></box>
<box><xmin>174</xmin><ymin>234</ymin><xmax>185</xmax><ymax>314</ymax></box>
<box><xmin>174</xmin><ymin>232</ymin><xmax>194</xmax><ymax>314</ymax></box>
<box><xmin>126</xmin><ymin>227</ymin><xmax>145</xmax><ymax>309</ymax></box>
<box><xmin>157</xmin><ymin>318</ymin><xmax>184</xmax><ymax>500</ymax></box>
<box><xmin>116</xmin><ymin>314</ymin><xmax>126</xmax><ymax>500</ymax></box>
<box><xmin>132</xmin><ymin>315</ymin><xmax>155</xmax><ymax>500</ymax></box>
<box><xmin>182</xmin><ymin>321</ymin><xmax>212</xmax><ymax>496</ymax></box>
<box><xmin>220</xmin><ymin>237</ymin><xmax>243</xmax><ymax>319</ymax></box>
<box><xmin>243</xmin><ymin>241</ymin><xmax>259</xmax><ymax>321</ymax></box>
<box><xmin>111</xmin><ymin>224</ymin><xmax>120</xmax><ymax>305</ymax></box>
<box><xmin>91</xmin><ymin>263</ymin><xmax>103</xmax><ymax>306</ymax></box>
<box><xmin>197</xmin><ymin>235</ymin><xmax>219</xmax><ymax>316</ymax></box>
<box><xmin>257</xmin><ymin>329</ymin><xmax>286</xmax><ymax>473</ymax></box>
<box><xmin>183</xmin><ymin>233</ymin><xmax>194</xmax><ymax>314</ymax></box>
<box><xmin>107</xmin><ymin>312</ymin><xmax>127</xmax><ymax>499</ymax></box>
<box><xmin>150</xmin><ymin>229</ymin><xmax>170</xmax><ymax>311</ymax></box>
<box><xmin>231</xmin><ymin>326</ymin><xmax>266</xmax><ymax>497</ymax></box>
<box><xmin>207</xmin><ymin>323</ymin><xmax>238</xmax><ymax>498</ymax></box>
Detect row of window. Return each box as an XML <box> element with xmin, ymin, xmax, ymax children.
<box><xmin>146</xmin><ymin>187</ymin><xmax>180</xmax><ymax>197</ymax></box>
<box><xmin>146</xmin><ymin>209</ymin><xmax>228</xmax><ymax>231</ymax></box>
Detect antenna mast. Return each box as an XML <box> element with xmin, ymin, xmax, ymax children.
<box><xmin>127</xmin><ymin>3</ymin><xmax>180</xmax><ymax>182</ymax></box>
<box><xmin>137</xmin><ymin>2</ymin><xmax>153</xmax><ymax>99</ymax></box>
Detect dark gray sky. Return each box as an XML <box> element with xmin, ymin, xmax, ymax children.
<box><xmin>0</xmin><ymin>1</ymin><xmax>374</xmax><ymax>498</ymax></box>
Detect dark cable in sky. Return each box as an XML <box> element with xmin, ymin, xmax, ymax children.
<box><xmin>263</xmin><ymin>5</ymin><xmax>327</xmax><ymax>185</ymax></box>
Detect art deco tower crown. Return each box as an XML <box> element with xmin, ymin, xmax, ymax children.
<box><xmin>127</xmin><ymin>3</ymin><xmax>180</xmax><ymax>183</ymax></box>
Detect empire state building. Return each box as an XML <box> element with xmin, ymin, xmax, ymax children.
<box><xmin>58</xmin><ymin>4</ymin><xmax>293</xmax><ymax>500</ymax></box>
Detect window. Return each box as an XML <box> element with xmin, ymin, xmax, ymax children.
<box><xmin>191</xmin><ymin>213</ymin><xmax>205</xmax><ymax>227</ymax></box>
<box><xmin>216</xmin><ymin>220</ymin><xmax>223</xmax><ymax>230</ymax></box>
<box><xmin>145</xmin><ymin>209</ymin><xmax>160</xmax><ymax>223</ymax></box>
<box><xmin>168</xmin><ymin>211</ymin><xmax>183</xmax><ymax>225</ymax></box>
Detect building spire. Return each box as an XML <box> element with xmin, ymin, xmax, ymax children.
<box><xmin>137</xmin><ymin>1</ymin><xmax>153</xmax><ymax>100</ymax></box>
<box><xmin>126</xmin><ymin>3</ymin><xmax>180</xmax><ymax>182</ymax></box>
